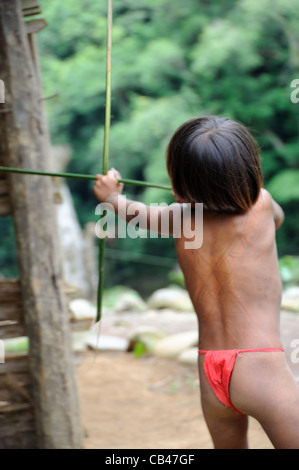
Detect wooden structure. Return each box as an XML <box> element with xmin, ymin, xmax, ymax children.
<box><xmin>0</xmin><ymin>0</ymin><xmax>82</xmax><ymax>448</ymax></box>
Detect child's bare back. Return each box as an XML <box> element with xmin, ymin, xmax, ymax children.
<box><xmin>176</xmin><ymin>188</ymin><xmax>283</xmax><ymax>351</ymax></box>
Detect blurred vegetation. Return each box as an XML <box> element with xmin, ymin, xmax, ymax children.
<box><xmin>1</xmin><ymin>0</ymin><xmax>299</xmax><ymax>289</ymax></box>
<box><xmin>279</xmin><ymin>256</ymin><xmax>299</xmax><ymax>286</ymax></box>
<box><xmin>0</xmin><ymin>217</ymin><xmax>19</xmax><ymax>278</ymax></box>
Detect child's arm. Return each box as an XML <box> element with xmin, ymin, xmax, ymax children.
<box><xmin>93</xmin><ymin>169</ymin><xmax>182</xmax><ymax>235</ymax></box>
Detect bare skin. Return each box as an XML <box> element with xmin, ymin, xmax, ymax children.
<box><xmin>93</xmin><ymin>170</ymin><xmax>299</xmax><ymax>449</ymax></box>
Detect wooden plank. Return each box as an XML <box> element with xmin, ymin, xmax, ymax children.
<box><xmin>0</xmin><ymin>431</ymin><xmax>37</xmax><ymax>449</ymax></box>
<box><xmin>0</xmin><ymin>322</ymin><xmax>26</xmax><ymax>339</ymax></box>
<box><xmin>0</xmin><ymin>372</ymin><xmax>32</xmax><ymax>391</ymax></box>
<box><xmin>0</xmin><ymin>365</ymin><xmax>36</xmax><ymax>448</ymax></box>
<box><xmin>0</xmin><ymin>361</ymin><xmax>36</xmax><ymax>448</ymax></box>
<box><xmin>70</xmin><ymin>318</ymin><xmax>93</xmax><ymax>332</ymax></box>
<box><xmin>0</xmin><ymin>280</ymin><xmax>22</xmax><ymax>303</ymax></box>
<box><xmin>0</xmin><ymin>404</ymin><xmax>36</xmax><ymax>447</ymax></box>
<box><xmin>22</xmin><ymin>0</ymin><xmax>40</xmax><ymax>10</ymax></box>
<box><xmin>25</xmin><ymin>18</ymin><xmax>47</xmax><ymax>34</ymax></box>
<box><xmin>22</xmin><ymin>0</ymin><xmax>41</xmax><ymax>18</ymax></box>
<box><xmin>0</xmin><ymin>303</ymin><xmax>23</xmax><ymax>322</ymax></box>
<box><xmin>0</xmin><ymin>179</ymin><xmax>9</xmax><ymax>196</ymax></box>
<box><xmin>0</xmin><ymin>402</ymin><xmax>32</xmax><ymax>413</ymax></box>
<box><xmin>0</xmin><ymin>154</ymin><xmax>7</xmax><ymax>166</ymax></box>
<box><xmin>0</xmin><ymin>194</ymin><xmax>12</xmax><ymax>216</ymax></box>
<box><xmin>0</xmin><ymin>378</ymin><xmax>33</xmax><ymax>403</ymax></box>
<box><xmin>0</xmin><ymin>354</ymin><xmax>30</xmax><ymax>375</ymax></box>
<box><xmin>23</xmin><ymin>8</ymin><xmax>41</xmax><ymax>18</ymax></box>
<box><xmin>0</xmin><ymin>384</ymin><xmax>32</xmax><ymax>402</ymax></box>
<box><xmin>0</xmin><ymin>415</ymin><xmax>36</xmax><ymax>436</ymax></box>
<box><xmin>0</xmin><ymin>122</ymin><xmax>7</xmax><ymax>165</ymax></box>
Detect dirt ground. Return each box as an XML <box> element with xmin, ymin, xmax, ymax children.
<box><xmin>76</xmin><ymin>350</ymin><xmax>274</xmax><ymax>449</ymax></box>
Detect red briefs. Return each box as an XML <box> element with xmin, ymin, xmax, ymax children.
<box><xmin>198</xmin><ymin>348</ymin><xmax>284</xmax><ymax>414</ymax></box>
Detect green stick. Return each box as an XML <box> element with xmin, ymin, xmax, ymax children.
<box><xmin>0</xmin><ymin>166</ymin><xmax>96</xmax><ymax>180</ymax></box>
<box><xmin>96</xmin><ymin>0</ymin><xmax>113</xmax><ymax>323</ymax></box>
<box><xmin>0</xmin><ymin>166</ymin><xmax>172</xmax><ymax>190</ymax></box>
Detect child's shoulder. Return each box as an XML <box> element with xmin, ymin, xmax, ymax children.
<box><xmin>202</xmin><ymin>188</ymin><xmax>274</xmax><ymax>229</ymax></box>
<box><xmin>256</xmin><ymin>188</ymin><xmax>273</xmax><ymax>210</ymax></box>
<box><xmin>258</xmin><ymin>188</ymin><xmax>284</xmax><ymax>228</ymax></box>
<box><xmin>256</xmin><ymin>188</ymin><xmax>278</xmax><ymax>216</ymax></box>
<box><xmin>259</xmin><ymin>187</ymin><xmax>272</xmax><ymax>202</ymax></box>
<box><xmin>245</xmin><ymin>188</ymin><xmax>275</xmax><ymax>222</ymax></box>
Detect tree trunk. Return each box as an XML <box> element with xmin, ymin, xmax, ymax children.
<box><xmin>0</xmin><ymin>0</ymin><xmax>82</xmax><ymax>448</ymax></box>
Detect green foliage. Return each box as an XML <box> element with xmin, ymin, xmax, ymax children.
<box><xmin>168</xmin><ymin>267</ymin><xmax>185</xmax><ymax>288</ymax></box>
<box><xmin>4</xmin><ymin>337</ymin><xmax>29</xmax><ymax>354</ymax></box>
<box><xmin>0</xmin><ymin>218</ymin><xmax>18</xmax><ymax>278</ymax></box>
<box><xmin>279</xmin><ymin>256</ymin><xmax>299</xmax><ymax>285</ymax></box>
<box><xmin>2</xmin><ymin>0</ymin><xmax>296</xmax><ymax>284</ymax></box>
<box><xmin>267</xmin><ymin>170</ymin><xmax>299</xmax><ymax>203</ymax></box>
<box><xmin>133</xmin><ymin>340</ymin><xmax>147</xmax><ymax>358</ymax></box>
<box><xmin>102</xmin><ymin>285</ymin><xmax>129</xmax><ymax>308</ymax></box>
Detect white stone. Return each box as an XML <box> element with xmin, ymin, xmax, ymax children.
<box><xmin>282</xmin><ymin>287</ymin><xmax>299</xmax><ymax>299</ymax></box>
<box><xmin>128</xmin><ymin>326</ymin><xmax>167</xmax><ymax>352</ymax></box>
<box><xmin>281</xmin><ymin>287</ymin><xmax>299</xmax><ymax>312</ymax></box>
<box><xmin>71</xmin><ymin>331</ymin><xmax>90</xmax><ymax>351</ymax></box>
<box><xmin>147</xmin><ymin>287</ymin><xmax>193</xmax><ymax>312</ymax></box>
<box><xmin>69</xmin><ymin>298</ymin><xmax>97</xmax><ymax>320</ymax></box>
<box><xmin>56</xmin><ymin>184</ymin><xmax>91</xmax><ymax>297</ymax></box>
<box><xmin>178</xmin><ymin>347</ymin><xmax>198</xmax><ymax>365</ymax></box>
<box><xmin>114</xmin><ymin>291</ymin><xmax>147</xmax><ymax>313</ymax></box>
<box><xmin>86</xmin><ymin>333</ymin><xmax>129</xmax><ymax>351</ymax></box>
<box><xmin>152</xmin><ymin>331</ymin><xmax>198</xmax><ymax>358</ymax></box>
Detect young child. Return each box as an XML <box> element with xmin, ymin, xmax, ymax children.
<box><xmin>93</xmin><ymin>115</ymin><xmax>299</xmax><ymax>449</ymax></box>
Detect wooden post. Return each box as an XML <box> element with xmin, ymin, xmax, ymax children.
<box><xmin>0</xmin><ymin>0</ymin><xmax>82</xmax><ymax>448</ymax></box>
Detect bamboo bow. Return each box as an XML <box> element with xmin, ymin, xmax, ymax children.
<box><xmin>96</xmin><ymin>0</ymin><xmax>113</xmax><ymax>322</ymax></box>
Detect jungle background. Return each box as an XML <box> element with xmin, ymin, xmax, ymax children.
<box><xmin>1</xmin><ymin>0</ymin><xmax>299</xmax><ymax>295</ymax></box>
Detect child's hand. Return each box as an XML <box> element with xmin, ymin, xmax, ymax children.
<box><xmin>93</xmin><ymin>168</ymin><xmax>124</xmax><ymax>202</ymax></box>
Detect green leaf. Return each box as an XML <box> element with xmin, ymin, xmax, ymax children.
<box><xmin>267</xmin><ymin>170</ymin><xmax>299</xmax><ymax>202</ymax></box>
<box><xmin>133</xmin><ymin>340</ymin><xmax>147</xmax><ymax>358</ymax></box>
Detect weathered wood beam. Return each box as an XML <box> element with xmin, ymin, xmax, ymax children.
<box><xmin>0</xmin><ymin>0</ymin><xmax>82</xmax><ymax>449</ymax></box>
<box><xmin>0</xmin><ymin>280</ymin><xmax>22</xmax><ymax>303</ymax></box>
<box><xmin>25</xmin><ymin>18</ymin><xmax>47</xmax><ymax>35</ymax></box>
<box><xmin>21</xmin><ymin>0</ymin><xmax>41</xmax><ymax>17</ymax></box>
<box><xmin>0</xmin><ymin>194</ymin><xmax>12</xmax><ymax>216</ymax></box>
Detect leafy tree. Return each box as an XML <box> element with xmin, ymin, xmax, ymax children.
<box><xmin>2</xmin><ymin>0</ymin><xmax>294</xmax><ymax>286</ymax></box>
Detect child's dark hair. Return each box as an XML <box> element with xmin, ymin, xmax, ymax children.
<box><xmin>166</xmin><ymin>116</ymin><xmax>263</xmax><ymax>213</ymax></box>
